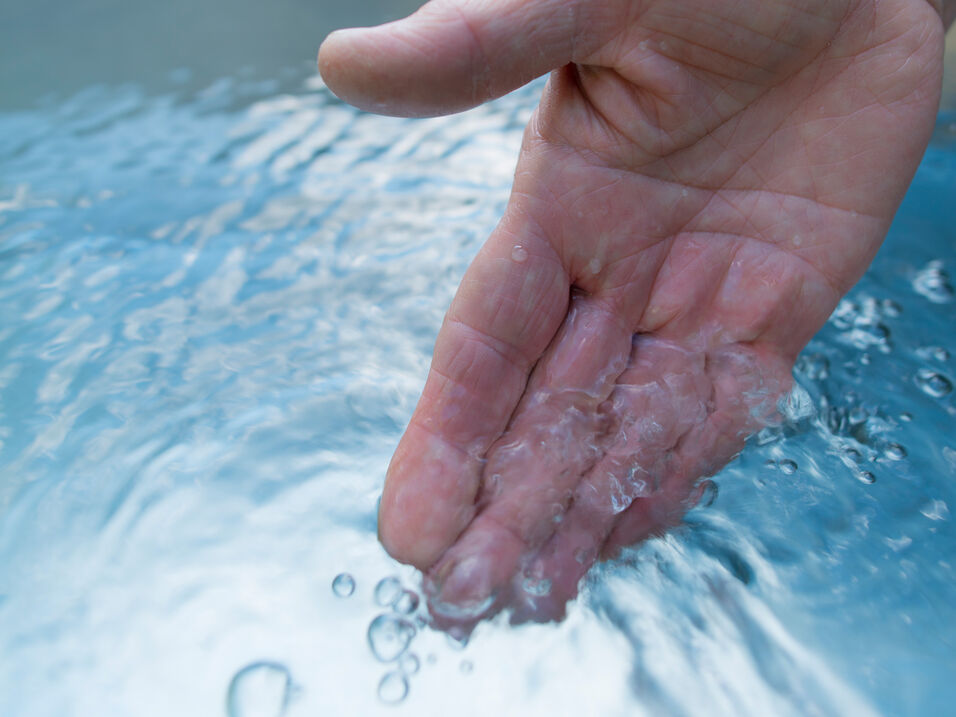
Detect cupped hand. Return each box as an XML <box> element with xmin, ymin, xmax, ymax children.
<box><xmin>319</xmin><ymin>0</ymin><xmax>945</xmax><ymax>624</ymax></box>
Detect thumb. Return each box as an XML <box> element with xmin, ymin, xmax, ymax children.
<box><xmin>317</xmin><ymin>0</ymin><xmax>601</xmax><ymax>117</ymax></box>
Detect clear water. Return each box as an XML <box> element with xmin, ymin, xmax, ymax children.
<box><xmin>1</xmin><ymin>20</ymin><xmax>956</xmax><ymax>717</ymax></box>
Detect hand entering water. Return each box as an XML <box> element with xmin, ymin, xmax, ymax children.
<box><xmin>319</xmin><ymin>0</ymin><xmax>946</xmax><ymax>623</ymax></box>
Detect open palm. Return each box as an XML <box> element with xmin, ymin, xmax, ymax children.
<box><xmin>320</xmin><ymin>0</ymin><xmax>945</xmax><ymax>623</ymax></box>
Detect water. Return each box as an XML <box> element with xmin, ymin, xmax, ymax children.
<box><xmin>1</xmin><ymin>14</ymin><xmax>955</xmax><ymax>717</ymax></box>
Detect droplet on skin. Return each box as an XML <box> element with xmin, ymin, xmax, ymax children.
<box><xmin>374</xmin><ymin>577</ymin><xmax>402</xmax><ymax>607</ymax></box>
<box><xmin>368</xmin><ymin>614</ymin><xmax>416</xmax><ymax>662</ymax></box>
<box><xmin>377</xmin><ymin>671</ymin><xmax>409</xmax><ymax>705</ymax></box>
<box><xmin>914</xmin><ymin>368</ymin><xmax>953</xmax><ymax>398</ymax></box>
<box><xmin>331</xmin><ymin>573</ymin><xmax>355</xmax><ymax>598</ymax></box>
<box><xmin>226</xmin><ymin>662</ymin><xmax>294</xmax><ymax>717</ymax></box>
<box><xmin>511</xmin><ymin>245</ymin><xmax>528</xmax><ymax>263</ymax></box>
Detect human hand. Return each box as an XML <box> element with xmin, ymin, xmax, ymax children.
<box><xmin>319</xmin><ymin>0</ymin><xmax>945</xmax><ymax>624</ymax></box>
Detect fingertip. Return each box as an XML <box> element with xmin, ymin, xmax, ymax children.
<box><xmin>378</xmin><ymin>427</ymin><xmax>480</xmax><ymax>569</ymax></box>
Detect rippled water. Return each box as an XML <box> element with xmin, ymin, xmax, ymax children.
<box><xmin>1</xmin><ymin>62</ymin><xmax>954</xmax><ymax>716</ymax></box>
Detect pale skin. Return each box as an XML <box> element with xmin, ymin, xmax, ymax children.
<box><xmin>319</xmin><ymin>0</ymin><xmax>951</xmax><ymax>624</ymax></box>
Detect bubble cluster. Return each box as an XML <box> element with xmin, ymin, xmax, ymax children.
<box><xmin>363</xmin><ymin>575</ymin><xmax>434</xmax><ymax>705</ymax></box>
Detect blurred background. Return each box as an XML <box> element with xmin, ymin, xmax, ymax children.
<box><xmin>1</xmin><ymin>0</ymin><xmax>954</xmax><ymax>110</ymax></box>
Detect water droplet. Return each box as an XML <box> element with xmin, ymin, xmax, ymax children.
<box><xmin>914</xmin><ymin>368</ymin><xmax>953</xmax><ymax>398</ymax></box>
<box><xmin>857</xmin><ymin>471</ymin><xmax>876</xmax><ymax>484</ymax></box>
<box><xmin>393</xmin><ymin>589</ymin><xmax>420</xmax><ymax>615</ymax></box>
<box><xmin>374</xmin><ymin>577</ymin><xmax>403</xmax><ymax>607</ymax></box>
<box><xmin>697</xmin><ymin>479</ymin><xmax>718</xmax><ymax>507</ymax></box>
<box><xmin>916</xmin><ymin>345</ymin><xmax>950</xmax><ymax>362</ymax></box>
<box><xmin>521</xmin><ymin>576</ymin><xmax>552</xmax><ymax>597</ymax></box>
<box><xmin>331</xmin><ymin>573</ymin><xmax>355</xmax><ymax>598</ymax></box>
<box><xmin>881</xmin><ymin>299</ymin><xmax>902</xmax><ymax>317</ymax></box>
<box><xmin>511</xmin><ymin>245</ymin><xmax>528</xmax><ymax>263</ymax></box>
<box><xmin>778</xmin><ymin>459</ymin><xmax>798</xmax><ymax>475</ymax></box>
<box><xmin>368</xmin><ymin>614</ymin><xmax>416</xmax><ymax>662</ymax></box>
<box><xmin>883</xmin><ymin>443</ymin><xmax>907</xmax><ymax>461</ymax></box>
<box><xmin>377</xmin><ymin>671</ymin><xmax>409</xmax><ymax>705</ymax></box>
<box><xmin>226</xmin><ymin>662</ymin><xmax>294</xmax><ymax>717</ymax></box>
<box><xmin>900</xmin><ymin>412</ymin><xmax>913</xmax><ymax>422</ymax></box>
<box><xmin>796</xmin><ymin>353</ymin><xmax>829</xmax><ymax>380</ymax></box>
<box><xmin>399</xmin><ymin>653</ymin><xmax>420</xmax><ymax>675</ymax></box>
<box><xmin>844</xmin><ymin>447</ymin><xmax>863</xmax><ymax>463</ymax></box>
<box><xmin>913</xmin><ymin>260</ymin><xmax>954</xmax><ymax>303</ymax></box>
<box><xmin>459</xmin><ymin>660</ymin><xmax>474</xmax><ymax>674</ymax></box>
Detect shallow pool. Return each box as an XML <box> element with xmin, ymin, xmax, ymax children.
<box><xmin>1</xmin><ymin>6</ymin><xmax>955</xmax><ymax>717</ymax></box>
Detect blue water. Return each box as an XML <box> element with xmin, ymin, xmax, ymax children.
<box><xmin>0</xmin><ymin>52</ymin><xmax>955</xmax><ymax>717</ymax></box>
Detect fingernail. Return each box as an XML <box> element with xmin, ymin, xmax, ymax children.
<box><xmin>425</xmin><ymin>553</ymin><xmax>497</xmax><ymax>620</ymax></box>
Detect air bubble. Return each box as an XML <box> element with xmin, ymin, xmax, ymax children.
<box><xmin>914</xmin><ymin>368</ymin><xmax>953</xmax><ymax>398</ymax></box>
<box><xmin>916</xmin><ymin>346</ymin><xmax>950</xmax><ymax>362</ymax></box>
<box><xmin>226</xmin><ymin>662</ymin><xmax>294</xmax><ymax>717</ymax></box>
<box><xmin>368</xmin><ymin>614</ymin><xmax>416</xmax><ymax>662</ymax></box>
<box><xmin>398</xmin><ymin>653</ymin><xmax>420</xmax><ymax>675</ymax></box>
<box><xmin>857</xmin><ymin>471</ymin><xmax>876</xmax><ymax>484</ymax></box>
<box><xmin>393</xmin><ymin>589</ymin><xmax>420</xmax><ymax>615</ymax></box>
<box><xmin>511</xmin><ymin>245</ymin><xmax>528</xmax><ymax>263</ymax></box>
<box><xmin>377</xmin><ymin>671</ymin><xmax>409</xmax><ymax>705</ymax></box>
<box><xmin>374</xmin><ymin>577</ymin><xmax>403</xmax><ymax>607</ymax></box>
<box><xmin>881</xmin><ymin>299</ymin><xmax>902</xmax><ymax>317</ymax></box>
<box><xmin>883</xmin><ymin>443</ymin><xmax>907</xmax><ymax>461</ymax></box>
<box><xmin>778</xmin><ymin>459</ymin><xmax>798</xmax><ymax>475</ymax></box>
<box><xmin>913</xmin><ymin>260</ymin><xmax>954</xmax><ymax>303</ymax></box>
<box><xmin>331</xmin><ymin>573</ymin><xmax>355</xmax><ymax>598</ymax></box>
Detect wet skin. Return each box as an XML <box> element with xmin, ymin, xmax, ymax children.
<box><xmin>318</xmin><ymin>0</ymin><xmax>947</xmax><ymax>624</ymax></box>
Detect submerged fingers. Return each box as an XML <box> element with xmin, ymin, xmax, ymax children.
<box><xmin>422</xmin><ymin>335</ymin><xmax>793</xmax><ymax>625</ymax></box>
